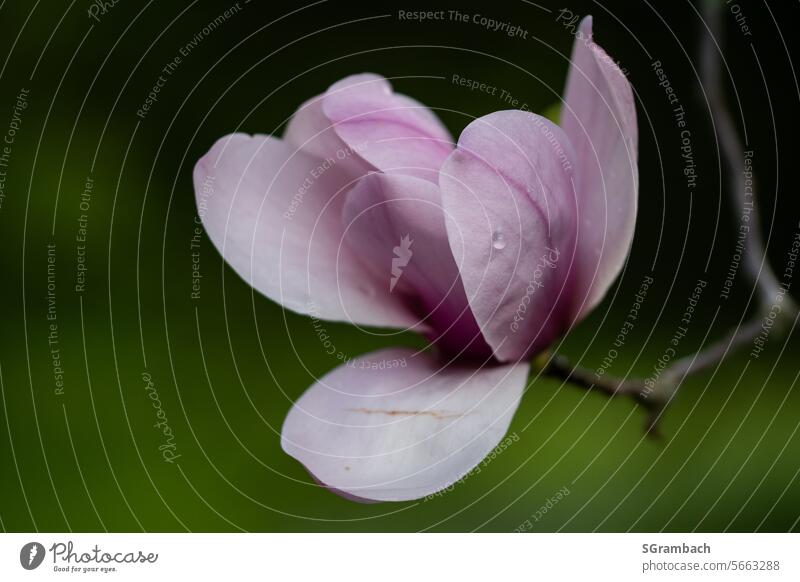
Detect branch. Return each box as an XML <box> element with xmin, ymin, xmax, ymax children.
<box><xmin>700</xmin><ymin>0</ymin><xmax>785</xmax><ymax>309</ymax></box>
<box><xmin>543</xmin><ymin>355</ymin><xmax>664</xmax><ymax>436</ymax></box>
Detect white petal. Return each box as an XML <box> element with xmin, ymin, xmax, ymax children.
<box><xmin>281</xmin><ymin>348</ymin><xmax>529</xmax><ymax>502</ymax></box>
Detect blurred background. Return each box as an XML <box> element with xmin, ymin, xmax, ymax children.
<box><xmin>0</xmin><ymin>0</ymin><xmax>798</xmax><ymax>532</ymax></box>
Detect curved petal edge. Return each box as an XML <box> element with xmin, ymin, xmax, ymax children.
<box><xmin>281</xmin><ymin>347</ymin><xmax>529</xmax><ymax>502</ymax></box>
<box><xmin>561</xmin><ymin>16</ymin><xmax>639</xmax><ymax>320</ymax></box>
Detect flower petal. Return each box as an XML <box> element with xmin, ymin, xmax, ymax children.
<box><xmin>283</xmin><ymin>93</ymin><xmax>372</xmax><ymax>180</ymax></box>
<box><xmin>323</xmin><ymin>73</ymin><xmax>454</xmax><ymax>181</ymax></box>
<box><xmin>281</xmin><ymin>348</ymin><xmax>529</xmax><ymax>502</ymax></box>
<box><xmin>342</xmin><ymin>172</ymin><xmax>491</xmax><ymax>358</ymax></box>
<box><xmin>439</xmin><ymin>110</ymin><xmax>579</xmax><ymax>362</ymax></box>
<box><xmin>561</xmin><ymin>16</ymin><xmax>638</xmax><ymax>318</ymax></box>
<box><xmin>194</xmin><ymin>133</ymin><xmax>418</xmax><ymax>328</ymax></box>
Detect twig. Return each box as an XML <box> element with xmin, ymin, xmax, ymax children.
<box><xmin>700</xmin><ymin>0</ymin><xmax>785</xmax><ymax>309</ymax></box>
<box><xmin>544</xmin><ymin>355</ymin><xmax>664</xmax><ymax>436</ymax></box>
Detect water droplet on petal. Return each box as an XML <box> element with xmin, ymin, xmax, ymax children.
<box><xmin>492</xmin><ymin>230</ymin><xmax>506</xmax><ymax>250</ymax></box>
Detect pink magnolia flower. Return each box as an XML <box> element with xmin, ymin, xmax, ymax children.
<box><xmin>194</xmin><ymin>17</ymin><xmax>637</xmax><ymax>502</ymax></box>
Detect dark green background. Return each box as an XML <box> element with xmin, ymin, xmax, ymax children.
<box><xmin>1</xmin><ymin>0</ymin><xmax>798</xmax><ymax>531</ymax></box>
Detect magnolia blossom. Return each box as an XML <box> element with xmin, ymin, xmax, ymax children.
<box><xmin>194</xmin><ymin>17</ymin><xmax>637</xmax><ymax>502</ymax></box>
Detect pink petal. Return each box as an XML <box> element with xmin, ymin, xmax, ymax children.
<box><xmin>342</xmin><ymin>172</ymin><xmax>491</xmax><ymax>358</ymax></box>
<box><xmin>281</xmin><ymin>348</ymin><xmax>529</xmax><ymax>502</ymax></box>
<box><xmin>283</xmin><ymin>93</ymin><xmax>372</xmax><ymax>180</ymax></box>
<box><xmin>194</xmin><ymin>133</ymin><xmax>419</xmax><ymax>328</ymax></box>
<box><xmin>561</xmin><ymin>16</ymin><xmax>638</xmax><ymax>319</ymax></box>
<box><xmin>439</xmin><ymin>110</ymin><xmax>579</xmax><ymax>362</ymax></box>
<box><xmin>323</xmin><ymin>73</ymin><xmax>454</xmax><ymax>182</ymax></box>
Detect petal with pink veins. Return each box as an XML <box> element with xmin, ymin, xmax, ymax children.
<box><xmin>439</xmin><ymin>110</ymin><xmax>579</xmax><ymax>362</ymax></box>
<box><xmin>323</xmin><ymin>73</ymin><xmax>454</xmax><ymax>182</ymax></box>
<box><xmin>561</xmin><ymin>16</ymin><xmax>638</xmax><ymax>319</ymax></box>
<box><xmin>281</xmin><ymin>348</ymin><xmax>529</xmax><ymax>502</ymax></box>
<box><xmin>194</xmin><ymin>133</ymin><xmax>419</xmax><ymax>328</ymax></box>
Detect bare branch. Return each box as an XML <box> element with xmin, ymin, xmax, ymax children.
<box><xmin>700</xmin><ymin>0</ymin><xmax>783</xmax><ymax>309</ymax></box>
<box><xmin>543</xmin><ymin>356</ymin><xmax>664</xmax><ymax>437</ymax></box>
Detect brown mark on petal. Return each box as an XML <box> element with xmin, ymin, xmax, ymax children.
<box><xmin>349</xmin><ymin>407</ymin><xmax>466</xmax><ymax>420</ymax></box>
